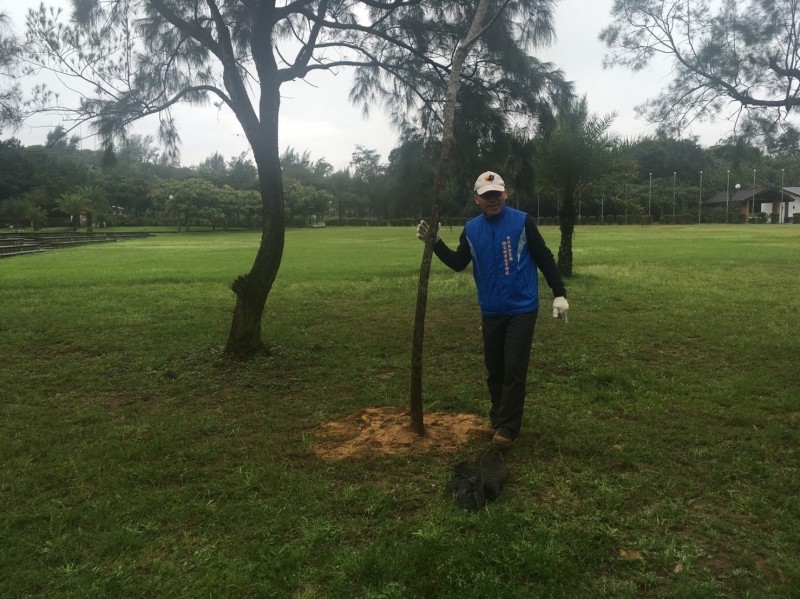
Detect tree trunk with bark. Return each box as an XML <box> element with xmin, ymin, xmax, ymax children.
<box><xmin>224</xmin><ymin>161</ymin><xmax>285</xmax><ymax>355</ymax></box>
<box><xmin>557</xmin><ymin>194</ymin><xmax>577</xmax><ymax>278</ymax></box>
<box><xmin>224</xmin><ymin>60</ymin><xmax>285</xmax><ymax>356</ymax></box>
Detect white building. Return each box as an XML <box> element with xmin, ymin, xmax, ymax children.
<box><xmin>759</xmin><ymin>187</ymin><xmax>800</xmax><ymax>223</ymax></box>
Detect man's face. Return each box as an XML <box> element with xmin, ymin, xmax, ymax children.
<box><xmin>475</xmin><ymin>190</ymin><xmax>507</xmax><ymax>217</ymax></box>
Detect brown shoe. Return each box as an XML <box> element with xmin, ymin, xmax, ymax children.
<box><xmin>491</xmin><ymin>429</ymin><xmax>514</xmax><ymax>449</ymax></box>
<box><xmin>477</xmin><ymin>426</ymin><xmax>495</xmax><ymax>440</ymax></box>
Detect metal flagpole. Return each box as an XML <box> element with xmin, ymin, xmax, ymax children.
<box><xmin>726</xmin><ymin>170</ymin><xmax>730</xmax><ymax>223</ymax></box>
<box><xmin>698</xmin><ymin>170</ymin><xmax>703</xmax><ymax>223</ymax></box>
<box><xmin>672</xmin><ymin>172</ymin><xmax>677</xmax><ymax>222</ymax></box>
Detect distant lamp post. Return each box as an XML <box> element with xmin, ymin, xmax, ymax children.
<box><xmin>648</xmin><ymin>172</ymin><xmax>652</xmax><ymax>216</ymax></box>
<box><xmin>781</xmin><ymin>168</ymin><xmax>785</xmax><ymax>223</ymax></box>
<box><xmin>734</xmin><ymin>183</ymin><xmax>741</xmax><ymax>221</ymax></box>
<box><xmin>672</xmin><ymin>171</ymin><xmax>677</xmax><ymax>222</ymax></box>
<box><xmin>698</xmin><ymin>170</ymin><xmax>703</xmax><ymax>224</ymax></box>
<box><xmin>169</xmin><ymin>194</ymin><xmax>177</xmax><ymax>231</ymax></box>
<box><xmin>752</xmin><ymin>169</ymin><xmax>756</xmax><ymax>219</ymax></box>
<box><xmin>726</xmin><ymin>170</ymin><xmax>730</xmax><ymax>223</ymax></box>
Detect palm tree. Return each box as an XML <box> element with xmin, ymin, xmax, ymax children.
<box><xmin>57</xmin><ymin>192</ymin><xmax>91</xmax><ymax>231</ymax></box>
<box><xmin>536</xmin><ymin>97</ymin><xmax>632</xmax><ymax>277</ymax></box>
<box><xmin>73</xmin><ymin>185</ymin><xmax>109</xmax><ymax>232</ymax></box>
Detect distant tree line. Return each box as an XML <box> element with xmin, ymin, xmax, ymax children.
<box><xmin>2</xmin><ymin>124</ymin><xmax>798</xmax><ymax>232</ymax></box>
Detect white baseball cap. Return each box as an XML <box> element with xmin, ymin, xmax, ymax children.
<box><xmin>474</xmin><ymin>171</ymin><xmax>505</xmax><ymax>195</ymax></box>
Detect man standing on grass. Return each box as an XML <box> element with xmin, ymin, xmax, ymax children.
<box><xmin>417</xmin><ymin>171</ymin><xmax>569</xmax><ymax>449</ymax></box>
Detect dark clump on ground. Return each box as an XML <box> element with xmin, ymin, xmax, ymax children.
<box><xmin>445</xmin><ymin>450</ymin><xmax>509</xmax><ymax>511</ymax></box>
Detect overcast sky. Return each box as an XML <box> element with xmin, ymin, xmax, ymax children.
<box><xmin>5</xmin><ymin>0</ymin><xmax>727</xmax><ymax>170</ymax></box>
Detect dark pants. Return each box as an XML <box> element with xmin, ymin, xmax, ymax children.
<box><xmin>481</xmin><ymin>310</ymin><xmax>538</xmax><ymax>439</ymax></box>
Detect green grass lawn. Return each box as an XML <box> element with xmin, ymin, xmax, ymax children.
<box><xmin>1</xmin><ymin>225</ymin><xmax>798</xmax><ymax>597</ymax></box>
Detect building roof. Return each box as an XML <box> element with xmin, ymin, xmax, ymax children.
<box><xmin>704</xmin><ymin>186</ymin><xmax>800</xmax><ymax>206</ymax></box>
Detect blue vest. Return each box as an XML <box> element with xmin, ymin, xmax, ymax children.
<box><xmin>465</xmin><ymin>206</ymin><xmax>539</xmax><ymax>317</ymax></box>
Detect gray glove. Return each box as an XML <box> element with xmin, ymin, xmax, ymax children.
<box><xmin>416</xmin><ymin>220</ymin><xmax>441</xmax><ymax>243</ymax></box>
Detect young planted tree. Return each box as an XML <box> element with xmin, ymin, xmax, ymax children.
<box><xmin>405</xmin><ymin>1</ymin><xmax>570</xmax><ymax>435</ymax></box>
<box><xmin>23</xmin><ymin>0</ymin><xmax>565</xmax><ymax>357</ymax></box>
<box><xmin>410</xmin><ymin>0</ymin><xmax>498</xmax><ymax>436</ymax></box>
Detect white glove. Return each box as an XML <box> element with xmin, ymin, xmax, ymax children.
<box><xmin>552</xmin><ymin>296</ymin><xmax>569</xmax><ymax>320</ymax></box>
<box><xmin>416</xmin><ymin>220</ymin><xmax>441</xmax><ymax>243</ymax></box>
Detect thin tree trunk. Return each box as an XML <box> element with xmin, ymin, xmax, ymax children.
<box><xmin>409</xmin><ymin>0</ymin><xmax>499</xmax><ymax>436</ymax></box>
<box><xmin>558</xmin><ymin>195</ymin><xmax>577</xmax><ymax>278</ymax></box>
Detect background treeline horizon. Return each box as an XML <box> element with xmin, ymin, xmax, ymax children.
<box><xmin>2</xmin><ymin>124</ymin><xmax>798</xmax><ymax>231</ymax></box>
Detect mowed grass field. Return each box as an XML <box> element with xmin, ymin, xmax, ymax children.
<box><xmin>1</xmin><ymin>225</ymin><xmax>798</xmax><ymax>597</ymax></box>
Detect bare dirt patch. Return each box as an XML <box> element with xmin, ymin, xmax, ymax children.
<box><xmin>309</xmin><ymin>406</ymin><xmax>491</xmax><ymax>460</ymax></box>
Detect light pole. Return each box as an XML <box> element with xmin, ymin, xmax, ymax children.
<box><xmin>698</xmin><ymin>170</ymin><xmax>703</xmax><ymax>224</ymax></box>
<box><xmin>672</xmin><ymin>171</ymin><xmax>677</xmax><ymax>222</ymax></box>
<box><xmin>648</xmin><ymin>172</ymin><xmax>652</xmax><ymax>217</ymax></box>
<box><xmin>169</xmin><ymin>194</ymin><xmax>177</xmax><ymax>231</ymax></box>
<box><xmin>625</xmin><ymin>181</ymin><xmax>628</xmax><ymax>224</ymax></box>
<box><xmin>781</xmin><ymin>168</ymin><xmax>785</xmax><ymax>223</ymax></box>
<box><xmin>726</xmin><ymin>170</ymin><xmax>730</xmax><ymax>223</ymax></box>
<box><xmin>752</xmin><ymin>169</ymin><xmax>756</xmax><ymax>220</ymax></box>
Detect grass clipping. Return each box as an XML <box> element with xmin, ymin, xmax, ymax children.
<box><xmin>310</xmin><ymin>407</ymin><xmax>490</xmax><ymax>460</ymax></box>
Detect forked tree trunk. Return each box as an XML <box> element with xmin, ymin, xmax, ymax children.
<box><xmin>409</xmin><ymin>0</ymin><xmax>498</xmax><ymax>436</ymax></box>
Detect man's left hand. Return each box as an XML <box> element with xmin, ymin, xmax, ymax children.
<box><xmin>552</xmin><ymin>296</ymin><xmax>569</xmax><ymax>320</ymax></box>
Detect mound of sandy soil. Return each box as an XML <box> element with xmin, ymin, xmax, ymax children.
<box><xmin>309</xmin><ymin>406</ymin><xmax>491</xmax><ymax>460</ymax></box>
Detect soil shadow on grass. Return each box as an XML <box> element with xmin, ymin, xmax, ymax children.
<box><xmin>309</xmin><ymin>406</ymin><xmax>491</xmax><ymax>460</ymax></box>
